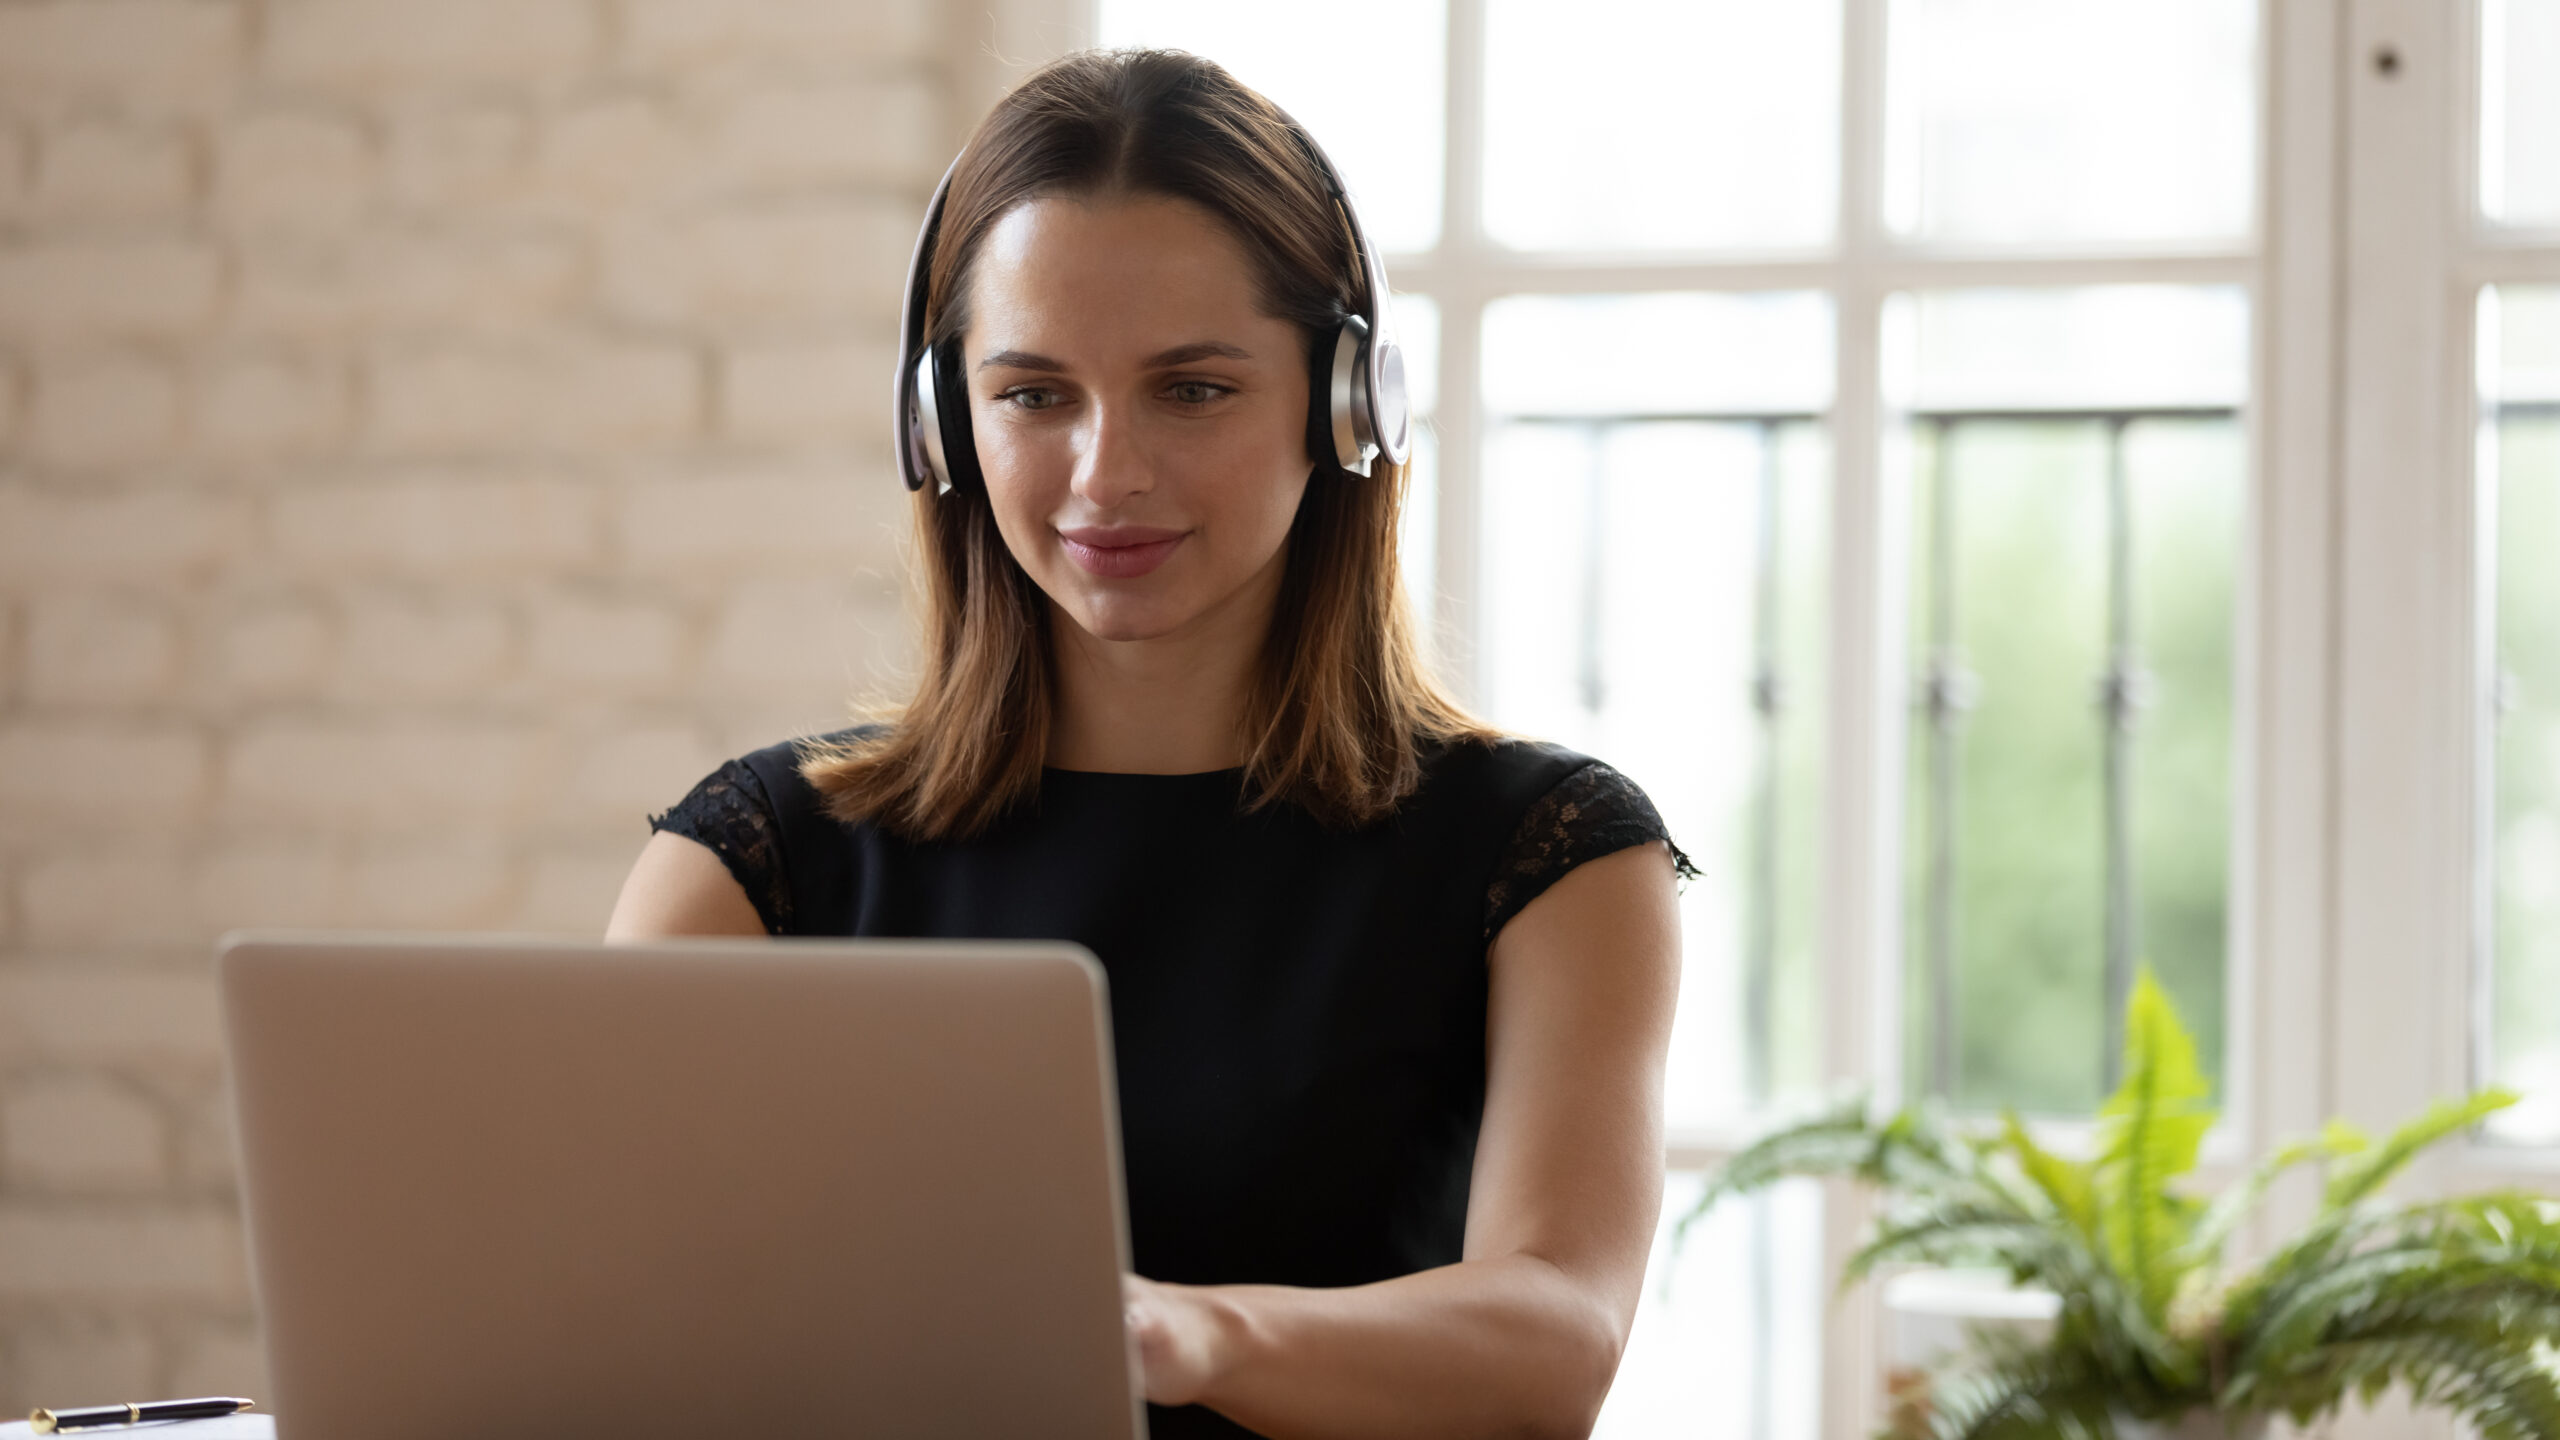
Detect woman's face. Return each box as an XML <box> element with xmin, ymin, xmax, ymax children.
<box><xmin>962</xmin><ymin>193</ymin><xmax>1313</xmax><ymax>645</ymax></box>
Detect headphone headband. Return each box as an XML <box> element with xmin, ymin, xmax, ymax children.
<box><xmin>893</xmin><ymin>110</ymin><xmax>1412</xmax><ymax>493</ymax></box>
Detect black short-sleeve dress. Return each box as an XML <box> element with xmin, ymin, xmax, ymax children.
<box><xmin>651</xmin><ymin>730</ymin><xmax>1688</xmax><ymax>1440</ymax></box>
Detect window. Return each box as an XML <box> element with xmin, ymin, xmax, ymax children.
<box><xmin>2479</xmin><ymin>2</ymin><xmax>2560</xmax><ymax>1148</ymax></box>
<box><xmin>1086</xmin><ymin>2</ymin><xmax>2556</xmax><ymax>1436</ymax></box>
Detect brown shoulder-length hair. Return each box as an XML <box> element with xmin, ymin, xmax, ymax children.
<box><xmin>802</xmin><ymin>48</ymin><xmax>1488</xmax><ymax>840</ymax></box>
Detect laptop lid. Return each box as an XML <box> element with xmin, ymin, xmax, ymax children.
<box><xmin>219</xmin><ymin>933</ymin><xmax>1144</xmax><ymax>1440</ymax></box>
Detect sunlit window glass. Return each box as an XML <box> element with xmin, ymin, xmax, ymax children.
<box><xmin>1483</xmin><ymin>292</ymin><xmax>1834</xmax><ymax>1129</ymax></box>
<box><xmin>1483</xmin><ymin>0</ymin><xmax>1840</xmax><ymax>253</ymax></box>
<box><xmin>1889</xmin><ymin>286</ymin><xmax>2246</xmax><ymax>1115</ymax></box>
<box><xmin>2484</xmin><ymin>284</ymin><xmax>2560</xmax><ymax>1145</ymax></box>
<box><xmin>1395</xmin><ymin>294</ymin><xmax>1443</xmax><ymax>630</ymax></box>
<box><xmin>1883</xmin><ymin>0</ymin><xmax>2257</xmax><ymax>245</ymax></box>
<box><xmin>1095</xmin><ymin>0</ymin><xmax>1447</xmax><ymax>254</ymax></box>
<box><xmin>1591</xmin><ymin>1176</ymin><xmax>1823</xmax><ymax>1440</ymax></box>
<box><xmin>2481</xmin><ymin>0</ymin><xmax>2560</xmax><ymax>229</ymax></box>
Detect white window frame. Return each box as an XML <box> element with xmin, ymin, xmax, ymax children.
<box><xmin>1404</xmin><ymin>6</ymin><xmax>2269</xmax><ymax>1433</ymax></box>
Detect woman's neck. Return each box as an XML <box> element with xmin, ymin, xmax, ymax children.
<box><xmin>1044</xmin><ymin>568</ymin><xmax>1278</xmax><ymax>775</ymax></box>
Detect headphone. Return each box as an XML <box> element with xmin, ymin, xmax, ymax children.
<box><xmin>893</xmin><ymin>121</ymin><xmax>1413</xmax><ymax>495</ymax></box>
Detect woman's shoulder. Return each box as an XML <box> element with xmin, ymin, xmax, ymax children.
<box><xmin>1419</xmin><ymin>734</ymin><xmax>1697</xmax><ymax>944</ymax></box>
<box><xmin>649</xmin><ymin>725</ymin><xmax>883</xmax><ymax>933</ymax></box>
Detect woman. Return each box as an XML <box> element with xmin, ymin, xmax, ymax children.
<box><xmin>609</xmin><ymin>49</ymin><xmax>1687</xmax><ymax>1440</ymax></box>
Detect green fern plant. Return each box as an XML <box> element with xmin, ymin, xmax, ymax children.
<box><xmin>1681</xmin><ymin>970</ymin><xmax>2558</xmax><ymax>1439</ymax></box>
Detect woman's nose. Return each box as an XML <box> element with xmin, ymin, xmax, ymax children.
<box><xmin>1069</xmin><ymin>403</ymin><xmax>1154</xmax><ymax>510</ymax></box>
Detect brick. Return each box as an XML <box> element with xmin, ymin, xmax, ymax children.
<box><xmin>208</xmin><ymin>601</ymin><xmax>332</xmax><ymax>700</ymax></box>
<box><xmin>233</xmin><ymin>231</ymin><xmax>580</xmax><ymax>336</ymax></box>
<box><xmin>216</xmin><ymin>111</ymin><xmax>371</xmax><ymax>229</ymax></box>
<box><xmin>515</xmin><ymin>846</ymin><xmax>639</xmax><ymax>934</ymax></box>
<box><xmin>387</xmin><ymin>103</ymin><xmax>527</xmax><ymax>212</ymax></box>
<box><xmin>195</xmin><ymin>848</ymin><xmax>343</xmax><ymax>931</ymax></box>
<box><xmin>0</xmin><ymin>487</ymin><xmax>252</xmax><ymax>587</ymax></box>
<box><xmin>0</xmin><ymin>1208</ymin><xmax>247</xmax><ymax>1300</ymax></box>
<box><xmin>18</xmin><ymin>853</ymin><xmax>192</xmax><ymax>945</ymax></box>
<box><xmin>31</xmin><ymin>121</ymin><xmax>192</xmax><ymax>223</ymax></box>
<box><xmin>0</xmin><ymin>0</ymin><xmax>247</xmax><ymax>107</ymax></box>
<box><xmin>365</xmin><ymin>342</ymin><xmax>700</xmax><ymax>456</ymax></box>
<box><xmin>0</xmin><ymin>723</ymin><xmax>211</xmax><ymax>826</ymax></box>
<box><xmin>12</xmin><ymin>1317</ymin><xmax>159</xmax><ymax>1409</ymax></box>
<box><xmin>614</xmin><ymin>466</ymin><xmax>875</xmax><ymax>572</ymax></box>
<box><xmin>622</xmin><ymin>0</ymin><xmax>935</xmax><ymax>70</ymax></box>
<box><xmin>600</xmin><ymin>202</ymin><xmax>915</xmax><ymax>329</ymax></box>
<box><xmin>526</xmin><ymin>593</ymin><xmax>688</xmax><ymax>692</ymax></box>
<box><xmin>0</xmin><ymin>355</ymin><xmax>23</xmax><ymax>452</ymax></box>
<box><xmin>346</xmin><ymin>842</ymin><xmax>510</xmax><ymax>928</ymax></box>
<box><xmin>704</xmin><ymin>579</ymin><xmax>877</xmax><ymax>698</ymax></box>
<box><xmin>532</xmin><ymin>98</ymin><xmax>692</xmax><ymax>211</ymax></box>
<box><xmin>26</xmin><ymin>353</ymin><xmax>182</xmax><ymax>468</ymax></box>
<box><xmin>3</xmin><ymin>1076</ymin><xmax>167</xmax><ymax>1191</ymax></box>
<box><xmin>23</xmin><ymin>594</ymin><xmax>182</xmax><ymax>706</ymax></box>
<box><xmin>262</xmin><ymin>0</ymin><xmax>599</xmax><ymax>91</ymax></box>
<box><xmin>168</xmin><ymin>1325</ymin><xmax>266</xmax><ymax>1403</ymax></box>
<box><xmin>192</xmin><ymin>354</ymin><xmax>349</xmax><ymax>459</ymax></box>
<box><xmin>0</xmin><ymin>239</ymin><xmax>220</xmax><ymax>342</ymax></box>
<box><xmin>566</xmin><ymin>725</ymin><xmax>715</xmax><ymax>821</ymax></box>
<box><xmin>268</xmin><ymin>476</ymin><xmax>597</xmax><ymax>577</ymax></box>
<box><xmin>222</xmin><ymin>721</ymin><xmax>541</xmax><ymax>827</ymax></box>
<box><xmin>337</xmin><ymin>594</ymin><xmax>516</xmax><ymax>699</ymax></box>
<box><xmin>0</xmin><ymin>121</ymin><xmax>29</xmax><ymax>216</ymax></box>
<box><xmin>706</xmin><ymin>79</ymin><xmax>942</xmax><ymax>191</ymax></box>
<box><xmin>0</xmin><ymin>970</ymin><xmax>220</xmax><ymax>1065</ymax></box>
<box><xmin>720</xmin><ymin>338</ymin><xmax>895</xmax><ymax>448</ymax></box>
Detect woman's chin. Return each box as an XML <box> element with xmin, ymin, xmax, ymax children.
<box><xmin>1058</xmin><ymin>592</ymin><xmax>1192</xmax><ymax>645</ymax></box>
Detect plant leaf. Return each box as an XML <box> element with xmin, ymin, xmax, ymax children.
<box><xmin>2096</xmin><ymin>969</ymin><xmax>2217</xmax><ymax>1321</ymax></box>
<box><xmin>2178</xmin><ymin>1129</ymin><xmax>2359</xmax><ymax>1275</ymax></box>
<box><xmin>2323</xmin><ymin>1089</ymin><xmax>2521</xmax><ymax>1212</ymax></box>
<box><xmin>2003</xmin><ymin>1110</ymin><xmax>2100</xmax><ymax>1244</ymax></box>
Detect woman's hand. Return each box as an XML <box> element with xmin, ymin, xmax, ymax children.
<box><xmin>1123</xmin><ymin>1273</ymin><xmax>1232</xmax><ymax>1406</ymax></box>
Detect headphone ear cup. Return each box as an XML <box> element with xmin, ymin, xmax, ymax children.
<box><xmin>1316</xmin><ymin>316</ymin><xmax>1374</xmax><ymax>478</ymax></box>
<box><xmin>930</xmin><ymin>340</ymin><xmax>984</xmax><ymax>494</ymax></box>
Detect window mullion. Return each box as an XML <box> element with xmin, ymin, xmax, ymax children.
<box><xmin>1822</xmin><ymin>4</ymin><xmax>1895</xmax><ymax>1439</ymax></box>
<box><xmin>1435</xmin><ymin>0</ymin><xmax>1489</xmax><ymax>703</ymax></box>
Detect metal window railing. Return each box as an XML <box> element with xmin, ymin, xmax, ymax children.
<box><xmin>1907</xmin><ymin>405</ymin><xmax>2242</xmax><ymax>1103</ymax></box>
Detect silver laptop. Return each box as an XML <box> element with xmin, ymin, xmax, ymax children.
<box><xmin>218</xmin><ymin>933</ymin><xmax>1145</xmax><ymax>1440</ymax></box>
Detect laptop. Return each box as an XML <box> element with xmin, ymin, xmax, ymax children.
<box><xmin>218</xmin><ymin>933</ymin><xmax>1146</xmax><ymax>1440</ymax></box>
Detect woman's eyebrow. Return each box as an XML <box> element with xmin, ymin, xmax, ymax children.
<box><xmin>1145</xmin><ymin>341</ymin><xmax>1253</xmax><ymax>367</ymax></box>
<box><xmin>977</xmin><ymin>349</ymin><xmax>1066</xmax><ymax>373</ymax></box>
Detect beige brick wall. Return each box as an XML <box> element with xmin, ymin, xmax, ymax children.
<box><xmin>0</xmin><ymin>0</ymin><xmax>1084</xmax><ymax>1410</ymax></box>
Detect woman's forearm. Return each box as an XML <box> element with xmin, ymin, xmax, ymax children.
<box><xmin>1145</xmin><ymin>1254</ymin><xmax>1630</xmax><ymax>1440</ymax></box>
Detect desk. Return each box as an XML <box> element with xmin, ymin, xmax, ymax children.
<box><xmin>1</xmin><ymin>1420</ymin><xmax>271</xmax><ymax>1438</ymax></box>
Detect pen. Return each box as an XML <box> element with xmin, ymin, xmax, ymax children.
<box><xmin>28</xmin><ymin>1398</ymin><xmax>256</xmax><ymax>1433</ymax></box>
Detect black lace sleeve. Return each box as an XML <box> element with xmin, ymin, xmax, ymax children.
<box><xmin>1483</xmin><ymin>761</ymin><xmax>1698</xmax><ymax>944</ymax></box>
<box><xmin>648</xmin><ymin>759</ymin><xmax>791</xmax><ymax>934</ymax></box>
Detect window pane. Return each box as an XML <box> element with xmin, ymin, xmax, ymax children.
<box><xmin>1095</xmin><ymin>0</ymin><xmax>1446</xmax><ymax>254</ymax></box>
<box><xmin>1892</xmin><ymin>287</ymin><xmax>2246</xmax><ymax>1116</ymax></box>
<box><xmin>1884</xmin><ymin>0</ymin><xmax>2257</xmax><ymax>245</ymax></box>
<box><xmin>1482</xmin><ymin>294</ymin><xmax>1832</xmax><ymax>1129</ymax></box>
<box><xmin>1884</xmin><ymin>286</ymin><xmax>2250</xmax><ymax>412</ymax></box>
<box><xmin>1593</xmin><ymin>1174</ymin><xmax>1823</xmax><ymax>1440</ymax></box>
<box><xmin>2482</xmin><ymin>0</ymin><xmax>2560</xmax><ymax>228</ymax></box>
<box><xmin>1483</xmin><ymin>0</ymin><xmax>1839</xmax><ymax>253</ymax></box>
<box><xmin>2485</xmin><ymin>284</ymin><xmax>2560</xmax><ymax>1144</ymax></box>
<box><xmin>1396</xmin><ymin>294</ymin><xmax>1442</xmax><ymax>626</ymax></box>
<box><xmin>1485</xmin><ymin>292</ymin><xmax>1835</xmax><ymax>418</ymax></box>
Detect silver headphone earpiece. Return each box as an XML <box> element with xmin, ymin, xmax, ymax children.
<box><xmin>910</xmin><ymin>348</ymin><xmax>953</xmax><ymax>496</ymax></box>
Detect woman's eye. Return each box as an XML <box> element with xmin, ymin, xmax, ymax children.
<box><xmin>1166</xmin><ymin>382</ymin><xmax>1227</xmax><ymax>407</ymax></box>
<box><xmin>1003</xmin><ymin>387</ymin><xmax>1060</xmax><ymax>412</ymax></box>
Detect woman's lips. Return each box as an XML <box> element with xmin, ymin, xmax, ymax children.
<box><xmin>1058</xmin><ymin>526</ymin><xmax>1186</xmax><ymax>579</ymax></box>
